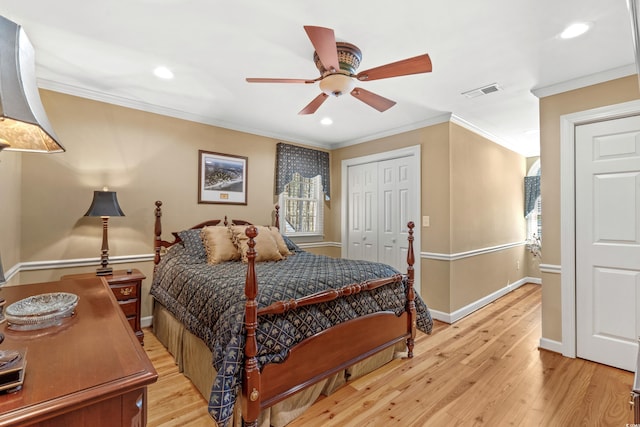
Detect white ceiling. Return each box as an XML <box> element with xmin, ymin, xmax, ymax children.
<box><xmin>0</xmin><ymin>0</ymin><xmax>636</xmax><ymax>157</ymax></box>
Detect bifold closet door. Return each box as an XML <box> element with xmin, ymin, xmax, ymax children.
<box><xmin>347</xmin><ymin>162</ymin><xmax>378</xmax><ymax>262</ymax></box>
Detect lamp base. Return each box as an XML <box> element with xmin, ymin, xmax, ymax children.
<box><xmin>96</xmin><ymin>266</ymin><xmax>113</xmax><ymax>276</ymax></box>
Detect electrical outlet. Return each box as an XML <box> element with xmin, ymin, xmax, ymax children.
<box><xmin>422</xmin><ymin>216</ymin><xmax>430</xmax><ymax>227</ymax></box>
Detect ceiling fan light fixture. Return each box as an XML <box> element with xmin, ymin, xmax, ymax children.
<box><xmin>314</xmin><ymin>42</ymin><xmax>362</xmax><ymax>75</ymax></box>
<box><xmin>319</xmin><ymin>73</ymin><xmax>355</xmax><ymax>97</ymax></box>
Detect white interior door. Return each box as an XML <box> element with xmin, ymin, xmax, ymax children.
<box><xmin>576</xmin><ymin>115</ymin><xmax>640</xmax><ymax>371</ymax></box>
<box><xmin>347</xmin><ymin>162</ymin><xmax>378</xmax><ymax>262</ymax></box>
<box><xmin>378</xmin><ymin>157</ymin><xmax>414</xmax><ymax>272</ymax></box>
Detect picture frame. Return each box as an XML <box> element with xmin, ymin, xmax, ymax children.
<box><xmin>198</xmin><ymin>150</ymin><xmax>248</xmax><ymax>205</ymax></box>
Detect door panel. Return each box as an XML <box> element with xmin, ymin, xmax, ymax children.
<box><xmin>576</xmin><ymin>116</ymin><xmax>640</xmax><ymax>371</ymax></box>
<box><xmin>378</xmin><ymin>157</ymin><xmax>414</xmax><ymax>271</ymax></box>
<box><xmin>348</xmin><ymin>163</ymin><xmax>378</xmax><ymax>262</ymax></box>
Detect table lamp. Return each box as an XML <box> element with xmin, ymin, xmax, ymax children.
<box><xmin>84</xmin><ymin>190</ymin><xmax>125</xmax><ymax>276</ymax></box>
<box><xmin>0</xmin><ymin>15</ymin><xmax>64</xmax><ymax>153</ymax></box>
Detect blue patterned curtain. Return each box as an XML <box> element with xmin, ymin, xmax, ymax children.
<box><xmin>275</xmin><ymin>143</ymin><xmax>330</xmax><ymax>200</ymax></box>
<box><xmin>524</xmin><ymin>175</ymin><xmax>540</xmax><ymax>217</ymax></box>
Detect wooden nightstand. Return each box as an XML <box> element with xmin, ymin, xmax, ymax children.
<box><xmin>62</xmin><ymin>269</ymin><xmax>145</xmax><ymax>345</ymax></box>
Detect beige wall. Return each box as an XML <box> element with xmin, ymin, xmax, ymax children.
<box><xmin>9</xmin><ymin>88</ymin><xmax>531</xmax><ymax>322</ymax></box>
<box><xmin>330</xmin><ymin>121</ymin><xmax>528</xmax><ymax>314</ymax></box>
<box><xmin>14</xmin><ymin>90</ymin><xmax>318</xmax><ymax>318</ymax></box>
<box><xmin>0</xmin><ymin>151</ymin><xmax>21</xmax><ymax>282</ymax></box>
<box><xmin>450</xmin><ymin>125</ymin><xmax>525</xmax><ymax>251</ymax></box>
<box><xmin>539</xmin><ymin>74</ymin><xmax>640</xmax><ymax>342</ymax></box>
<box><xmin>448</xmin><ymin>125</ymin><xmax>526</xmax><ymax>312</ymax></box>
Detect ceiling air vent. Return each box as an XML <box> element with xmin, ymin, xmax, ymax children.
<box><xmin>461</xmin><ymin>83</ymin><xmax>502</xmax><ymax>99</ymax></box>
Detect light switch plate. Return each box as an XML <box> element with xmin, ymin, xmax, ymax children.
<box><xmin>422</xmin><ymin>216</ymin><xmax>430</xmax><ymax>227</ymax></box>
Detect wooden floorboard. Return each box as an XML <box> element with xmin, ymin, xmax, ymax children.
<box><xmin>145</xmin><ymin>284</ymin><xmax>634</xmax><ymax>426</ymax></box>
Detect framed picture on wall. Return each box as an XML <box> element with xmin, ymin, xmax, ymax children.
<box><xmin>198</xmin><ymin>150</ymin><xmax>248</xmax><ymax>205</ymax></box>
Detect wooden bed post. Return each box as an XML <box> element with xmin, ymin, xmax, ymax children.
<box><xmin>274</xmin><ymin>205</ymin><xmax>280</xmax><ymax>229</ymax></box>
<box><xmin>242</xmin><ymin>226</ymin><xmax>261</xmax><ymax>427</ymax></box>
<box><xmin>406</xmin><ymin>221</ymin><xmax>417</xmax><ymax>358</ymax></box>
<box><xmin>154</xmin><ymin>201</ymin><xmax>163</xmax><ymax>266</ymax></box>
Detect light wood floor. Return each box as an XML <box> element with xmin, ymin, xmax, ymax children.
<box><xmin>145</xmin><ymin>284</ymin><xmax>635</xmax><ymax>426</ymax></box>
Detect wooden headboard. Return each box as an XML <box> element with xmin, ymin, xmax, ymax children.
<box><xmin>153</xmin><ymin>200</ymin><xmax>280</xmax><ymax>265</ymax></box>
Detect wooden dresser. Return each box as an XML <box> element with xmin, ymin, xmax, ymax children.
<box><xmin>0</xmin><ymin>277</ymin><xmax>157</xmax><ymax>427</ymax></box>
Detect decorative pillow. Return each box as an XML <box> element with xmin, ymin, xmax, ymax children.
<box><xmin>267</xmin><ymin>226</ymin><xmax>292</xmax><ymax>257</ymax></box>
<box><xmin>230</xmin><ymin>225</ymin><xmax>283</xmax><ymax>263</ymax></box>
<box><xmin>281</xmin><ymin>234</ymin><xmax>302</xmax><ymax>253</ymax></box>
<box><xmin>201</xmin><ymin>226</ymin><xmax>241</xmax><ymax>264</ymax></box>
<box><xmin>176</xmin><ymin>229</ymin><xmax>207</xmax><ymax>260</ymax></box>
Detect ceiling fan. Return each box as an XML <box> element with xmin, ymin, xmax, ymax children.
<box><xmin>246</xmin><ymin>26</ymin><xmax>432</xmax><ymax>115</ymax></box>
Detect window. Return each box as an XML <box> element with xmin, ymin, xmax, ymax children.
<box><xmin>526</xmin><ymin>197</ymin><xmax>542</xmax><ymax>239</ymax></box>
<box><xmin>279</xmin><ymin>173</ymin><xmax>323</xmax><ymax>236</ymax></box>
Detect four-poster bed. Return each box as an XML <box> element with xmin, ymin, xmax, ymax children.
<box><xmin>150</xmin><ymin>201</ymin><xmax>432</xmax><ymax>426</ymax></box>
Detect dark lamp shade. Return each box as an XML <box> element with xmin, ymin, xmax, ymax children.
<box><xmin>84</xmin><ymin>191</ymin><xmax>125</xmax><ymax>217</ymax></box>
<box><xmin>0</xmin><ymin>15</ymin><xmax>64</xmax><ymax>153</ymax></box>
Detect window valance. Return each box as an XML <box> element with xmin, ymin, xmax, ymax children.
<box><xmin>275</xmin><ymin>143</ymin><xmax>330</xmax><ymax>200</ymax></box>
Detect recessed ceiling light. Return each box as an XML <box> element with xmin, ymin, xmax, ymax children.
<box><xmin>153</xmin><ymin>66</ymin><xmax>174</xmax><ymax>79</ymax></box>
<box><xmin>320</xmin><ymin>117</ymin><xmax>333</xmax><ymax>126</ymax></box>
<box><xmin>560</xmin><ymin>22</ymin><xmax>592</xmax><ymax>39</ymax></box>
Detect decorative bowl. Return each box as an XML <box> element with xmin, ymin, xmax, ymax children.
<box><xmin>5</xmin><ymin>292</ymin><xmax>78</xmax><ymax>331</ymax></box>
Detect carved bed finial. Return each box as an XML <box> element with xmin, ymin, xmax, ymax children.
<box><xmin>242</xmin><ymin>224</ymin><xmax>261</xmax><ymax>425</ymax></box>
<box><xmin>406</xmin><ymin>221</ymin><xmax>416</xmax><ymax>358</ymax></box>
<box><xmin>154</xmin><ymin>201</ymin><xmax>164</xmax><ymax>266</ymax></box>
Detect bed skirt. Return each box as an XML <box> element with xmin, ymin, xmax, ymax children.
<box><xmin>152</xmin><ymin>302</ymin><xmax>406</xmax><ymax>427</ymax></box>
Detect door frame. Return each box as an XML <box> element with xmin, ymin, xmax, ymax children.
<box><xmin>560</xmin><ymin>99</ymin><xmax>640</xmax><ymax>358</ymax></box>
<box><xmin>341</xmin><ymin>145</ymin><xmax>421</xmax><ymax>295</ymax></box>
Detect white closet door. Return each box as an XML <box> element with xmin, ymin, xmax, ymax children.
<box><xmin>347</xmin><ymin>162</ymin><xmax>378</xmax><ymax>262</ymax></box>
<box><xmin>576</xmin><ymin>115</ymin><xmax>640</xmax><ymax>371</ymax></box>
<box><xmin>378</xmin><ymin>157</ymin><xmax>414</xmax><ymax>272</ymax></box>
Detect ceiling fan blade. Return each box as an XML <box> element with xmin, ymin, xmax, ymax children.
<box><xmin>246</xmin><ymin>77</ymin><xmax>317</xmax><ymax>84</ymax></box>
<box><xmin>355</xmin><ymin>54</ymin><xmax>432</xmax><ymax>81</ymax></box>
<box><xmin>304</xmin><ymin>26</ymin><xmax>340</xmax><ymax>72</ymax></box>
<box><xmin>298</xmin><ymin>93</ymin><xmax>329</xmax><ymax>115</ymax></box>
<box><xmin>350</xmin><ymin>88</ymin><xmax>396</xmax><ymax>112</ymax></box>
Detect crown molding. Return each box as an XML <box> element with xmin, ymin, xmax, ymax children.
<box><xmin>37</xmin><ymin>78</ymin><xmax>532</xmax><ymax>155</ymax></box>
<box><xmin>449</xmin><ymin>114</ymin><xmax>517</xmax><ymax>151</ymax></box>
<box><xmin>36</xmin><ymin>78</ymin><xmax>331</xmax><ymax>150</ymax></box>
<box><xmin>530</xmin><ymin>64</ymin><xmax>636</xmax><ymax>99</ymax></box>
<box><xmin>328</xmin><ymin>113</ymin><xmax>452</xmax><ymax>149</ymax></box>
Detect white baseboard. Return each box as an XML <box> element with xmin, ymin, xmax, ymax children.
<box><xmin>141</xmin><ymin>316</ymin><xmax>153</xmax><ymax>328</ymax></box>
<box><xmin>539</xmin><ymin>338</ymin><xmax>563</xmax><ymax>354</ymax></box>
<box><xmin>429</xmin><ymin>277</ymin><xmax>539</xmax><ymax>324</ymax></box>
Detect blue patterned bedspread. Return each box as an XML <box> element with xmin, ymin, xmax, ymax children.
<box><xmin>150</xmin><ymin>242</ymin><xmax>433</xmax><ymax>426</ymax></box>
